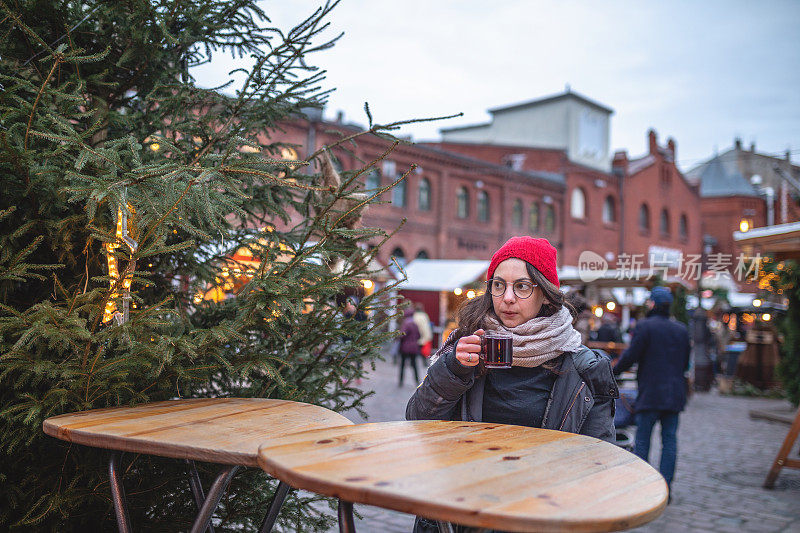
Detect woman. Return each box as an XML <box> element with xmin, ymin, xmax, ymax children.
<box><xmin>407</xmin><ymin>235</ymin><xmax>618</xmax><ymax>438</ymax></box>
<box><xmin>406</xmin><ymin>236</ymin><xmax>619</xmax><ymax>531</ymax></box>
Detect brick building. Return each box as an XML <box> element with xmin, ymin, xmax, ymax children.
<box><xmin>685</xmin><ymin>139</ymin><xmax>800</xmax><ymax>270</ymax></box>
<box><xmin>612</xmin><ymin>130</ymin><xmax>703</xmax><ymax>278</ymax></box>
<box><xmin>268</xmin><ymin>114</ymin><xmax>565</xmax><ymax>267</ymax></box>
<box><xmin>264</xmin><ymin>92</ymin><xmax>737</xmax><ymax>291</ymax></box>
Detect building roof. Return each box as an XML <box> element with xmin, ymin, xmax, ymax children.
<box><xmin>440</xmin><ymin>90</ymin><xmax>613</xmax><ymax>134</ymax></box>
<box><xmin>627</xmin><ymin>155</ymin><xmax>656</xmax><ymax>175</ymax></box>
<box><xmin>691</xmin><ymin>152</ymin><xmax>758</xmax><ymax>198</ymax></box>
<box><xmin>733</xmin><ymin>220</ymin><xmax>800</xmax><ymax>259</ymax></box>
<box><xmin>414</xmin><ymin>143</ymin><xmax>565</xmax><ymax>186</ymax></box>
<box><xmin>398</xmin><ymin>259</ymin><xmax>490</xmax><ymax>291</ymax></box>
<box><xmin>487</xmin><ymin>90</ymin><xmax>614</xmax><ymax>116</ymax></box>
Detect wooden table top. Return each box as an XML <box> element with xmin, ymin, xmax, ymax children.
<box><xmin>43</xmin><ymin>398</ymin><xmax>353</xmax><ymax>467</ymax></box>
<box><xmin>257</xmin><ymin>420</ymin><xmax>667</xmax><ymax>532</ymax></box>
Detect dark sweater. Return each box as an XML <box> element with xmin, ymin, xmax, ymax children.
<box><xmin>482</xmin><ymin>365</ymin><xmax>556</xmax><ymax>427</ymax></box>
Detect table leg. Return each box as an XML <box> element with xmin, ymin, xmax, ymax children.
<box><xmin>436</xmin><ymin>522</ymin><xmax>489</xmax><ymax>533</ymax></box>
<box><xmin>436</xmin><ymin>521</ymin><xmax>455</xmax><ymax>533</ymax></box>
<box><xmin>337</xmin><ymin>500</ymin><xmax>356</xmax><ymax>533</ymax></box>
<box><xmin>258</xmin><ymin>480</ymin><xmax>291</xmax><ymax>533</ymax></box>
<box><xmin>108</xmin><ymin>452</ymin><xmax>132</xmax><ymax>533</ymax></box>
<box><xmin>186</xmin><ymin>460</ymin><xmax>215</xmax><ymax>533</ymax></box>
<box><xmin>189</xmin><ymin>465</ymin><xmax>240</xmax><ymax>533</ymax></box>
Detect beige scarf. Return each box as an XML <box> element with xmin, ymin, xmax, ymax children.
<box><xmin>431</xmin><ymin>306</ymin><xmax>583</xmax><ymax>368</ymax></box>
<box><xmin>484</xmin><ymin>306</ymin><xmax>583</xmax><ymax>367</ymax></box>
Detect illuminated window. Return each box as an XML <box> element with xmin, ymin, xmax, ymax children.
<box><xmin>544</xmin><ymin>205</ymin><xmax>555</xmax><ymax>233</ymax></box>
<box><xmin>529</xmin><ymin>203</ymin><xmax>540</xmax><ymax>232</ymax></box>
<box><xmin>418</xmin><ymin>178</ymin><xmax>431</xmax><ymax>211</ymax></box>
<box><xmin>512</xmin><ymin>199</ymin><xmax>523</xmax><ymax>227</ymax></box>
<box><xmin>456</xmin><ymin>187</ymin><xmax>469</xmax><ymax>218</ymax></box>
<box><xmin>477</xmin><ymin>191</ymin><xmax>489</xmax><ymax>222</ymax></box>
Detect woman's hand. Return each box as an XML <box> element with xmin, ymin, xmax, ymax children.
<box><xmin>455</xmin><ymin>329</ymin><xmax>484</xmax><ymax>367</ymax></box>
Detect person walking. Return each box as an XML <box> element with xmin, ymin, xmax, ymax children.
<box><xmin>690</xmin><ymin>306</ymin><xmax>714</xmax><ymax>391</ymax></box>
<box><xmin>406</xmin><ymin>236</ymin><xmax>618</xmax><ymax>532</ymax></box>
<box><xmin>596</xmin><ymin>315</ymin><xmax>623</xmax><ymax>343</ymax></box>
<box><xmin>613</xmin><ymin>286</ymin><xmax>690</xmax><ymax>500</ymax></box>
<box><xmin>412</xmin><ymin>302</ymin><xmax>433</xmax><ymax>358</ymax></box>
<box><xmin>398</xmin><ymin>307</ymin><xmax>421</xmax><ymax>386</ymax></box>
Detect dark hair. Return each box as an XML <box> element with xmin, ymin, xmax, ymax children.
<box><xmin>453</xmin><ymin>261</ymin><xmax>573</xmax><ymax>374</ymax></box>
<box><xmin>649</xmin><ymin>303</ymin><xmax>671</xmax><ymax>317</ymax></box>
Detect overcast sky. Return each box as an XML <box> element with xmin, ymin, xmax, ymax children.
<box><xmin>193</xmin><ymin>0</ymin><xmax>800</xmax><ymax>172</ymax></box>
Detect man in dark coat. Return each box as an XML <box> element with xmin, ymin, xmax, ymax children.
<box><xmin>614</xmin><ymin>286</ymin><xmax>690</xmax><ymax>496</ymax></box>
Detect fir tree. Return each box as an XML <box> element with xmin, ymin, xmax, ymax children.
<box><xmin>0</xmin><ymin>1</ymin><xmax>418</xmax><ymax>530</ymax></box>
<box><xmin>760</xmin><ymin>258</ymin><xmax>800</xmax><ymax>406</ymax></box>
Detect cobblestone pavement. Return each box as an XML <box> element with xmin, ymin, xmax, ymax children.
<box><xmin>328</xmin><ymin>354</ymin><xmax>800</xmax><ymax>532</ymax></box>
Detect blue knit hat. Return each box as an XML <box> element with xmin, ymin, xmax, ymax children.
<box><xmin>649</xmin><ymin>286</ymin><xmax>673</xmax><ymax>305</ymax></box>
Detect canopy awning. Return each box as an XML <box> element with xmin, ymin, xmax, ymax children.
<box><xmin>557</xmin><ymin>265</ymin><xmax>692</xmax><ymax>289</ymax></box>
<box><xmin>734</xmin><ymin>221</ymin><xmax>800</xmax><ymax>260</ymax></box>
<box><xmin>398</xmin><ymin>259</ymin><xmax>490</xmax><ymax>291</ymax></box>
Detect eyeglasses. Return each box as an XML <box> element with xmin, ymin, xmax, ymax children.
<box><xmin>486</xmin><ymin>278</ymin><xmax>538</xmax><ymax>299</ymax></box>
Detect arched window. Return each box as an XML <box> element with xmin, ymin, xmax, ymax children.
<box><xmin>639</xmin><ymin>204</ymin><xmax>650</xmax><ymax>232</ymax></box>
<box><xmin>679</xmin><ymin>214</ymin><xmax>688</xmax><ymax>241</ymax></box>
<box><xmin>512</xmin><ymin>199</ymin><xmax>523</xmax><ymax>227</ymax></box>
<box><xmin>392</xmin><ymin>178</ymin><xmax>406</xmax><ymax>207</ymax></box>
<box><xmin>602</xmin><ymin>195</ymin><xmax>616</xmax><ymax>224</ymax></box>
<box><xmin>529</xmin><ymin>203</ymin><xmax>540</xmax><ymax>232</ymax></box>
<box><xmin>390</xmin><ymin>247</ymin><xmax>406</xmax><ymax>267</ymax></box>
<box><xmin>416</xmin><ymin>249</ymin><xmax>429</xmax><ymax>259</ymax></box>
<box><xmin>544</xmin><ymin>205</ymin><xmax>555</xmax><ymax>233</ymax></box>
<box><xmin>418</xmin><ymin>178</ymin><xmax>431</xmax><ymax>211</ymax></box>
<box><xmin>660</xmin><ymin>209</ymin><xmax>670</xmax><ymax>236</ymax></box>
<box><xmin>570</xmin><ymin>187</ymin><xmax>586</xmax><ymax>219</ymax></box>
<box><xmin>477</xmin><ymin>191</ymin><xmax>489</xmax><ymax>222</ymax></box>
<box><xmin>456</xmin><ymin>187</ymin><xmax>469</xmax><ymax>219</ymax></box>
<box><xmin>365</xmin><ymin>168</ymin><xmax>380</xmax><ymax>190</ymax></box>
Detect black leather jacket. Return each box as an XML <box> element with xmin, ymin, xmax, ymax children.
<box><xmin>406</xmin><ymin>340</ymin><xmax>619</xmax><ymax>443</ymax></box>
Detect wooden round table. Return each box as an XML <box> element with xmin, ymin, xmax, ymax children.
<box><xmin>44</xmin><ymin>398</ymin><xmax>353</xmax><ymax>533</ymax></box>
<box><xmin>257</xmin><ymin>420</ymin><xmax>668</xmax><ymax>532</ymax></box>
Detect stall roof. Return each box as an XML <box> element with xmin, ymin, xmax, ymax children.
<box><xmin>398</xmin><ymin>259</ymin><xmax>490</xmax><ymax>291</ymax></box>
<box><xmin>734</xmin><ymin>221</ymin><xmax>800</xmax><ymax>259</ymax></box>
<box><xmin>557</xmin><ymin>266</ymin><xmax>692</xmax><ymax>289</ymax></box>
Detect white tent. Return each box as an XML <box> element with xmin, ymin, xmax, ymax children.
<box><xmin>397</xmin><ymin>259</ymin><xmax>490</xmax><ymax>291</ymax></box>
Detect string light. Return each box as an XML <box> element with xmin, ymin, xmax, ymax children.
<box><xmin>103</xmin><ymin>204</ymin><xmax>136</xmax><ymax>323</ymax></box>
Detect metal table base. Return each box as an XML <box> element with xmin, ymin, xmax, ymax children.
<box><xmin>108</xmin><ymin>452</ymin><xmax>291</xmax><ymax>533</ymax></box>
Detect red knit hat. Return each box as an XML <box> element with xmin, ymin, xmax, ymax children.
<box><xmin>487</xmin><ymin>236</ymin><xmax>559</xmax><ymax>288</ymax></box>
